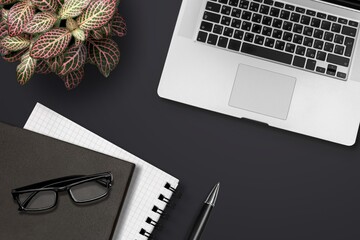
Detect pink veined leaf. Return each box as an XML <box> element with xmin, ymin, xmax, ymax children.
<box><xmin>0</xmin><ymin>21</ymin><xmax>8</xmax><ymax>38</ymax></box>
<box><xmin>45</xmin><ymin>54</ymin><xmax>64</xmax><ymax>73</ymax></box>
<box><xmin>30</xmin><ymin>28</ymin><xmax>72</xmax><ymax>59</ymax></box>
<box><xmin>58</xmin><ymin>43</ymin><xmax>86</xmax><ymax>75</ymax></box>
<box><xmin>111</xmin><ymin>13</ymin><xmax>126</xmax><ymax>38</ymax></box>
<box><xmin>0</xmin><ymin>0</ymin><xmax>17</xmax><ymax>5</ymax></box>
<box><xmin>90</xmin><ymin>23</ymin><xmax>111</xmax><ymax>40</ymax></box>
<box><xmin>87</xmin><ymin>37</ymin><xmax>119</xmax><ymax>77</ymax></box>
<box><xmin>60</xmin><ymin>67</ymin><xmax>84</xmax><ymax>90</ymax></box>
<box><xmin>16</xmin><ymin>51</ymin><xmax>37</xmax><ymax>85</ymax></box>
<box><xmin>0</xmin><ymin>45</ymin><xmax>10</xmax><ymax>56</ymax></box>
<box><xmin>8</xmin><ymin>1</ymin><xmax>35</xmax><ymax>37</ymax></box>
<box><xmin>2</xmin><ymin>47</ymin><xmax>28</xmax><ymax>62</ymax></box>
<box><xmin>30</xmin><ymin>0</ymin><xmax>58</xmax><ymax>12</ymax></box>
<box><xmin>1</xmin><ymin>35</ymin><xmax>30</xmax><ymax>51</ymax></box>
<box><xmin>77</xmin><ymin>0</ymin><xmax>116</xmax><ymax>31</ymax></box>
<box><xmin>35</xmin><ymin>59</ymin><xmax>51</xmax><ymax>74</ymax></box>
<box><xmin>23</xmin><ymin>12</ymin><xmax>57</xmax><ymax>34</ymax></box>
<box><xmin>1</xmin><ymin>9</ymin><xmax>9</xmax><ymax>22</ymax></box>
<box><xmin>59</xmin><ymin>0</ymin><xmax>91</xmax><ymax>19</ymax></box>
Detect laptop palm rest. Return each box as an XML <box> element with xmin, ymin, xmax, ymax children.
<box><xmin>229</xmin><ymin>64</ymin><xmax>296</xmax><ymax>120</ymax></box>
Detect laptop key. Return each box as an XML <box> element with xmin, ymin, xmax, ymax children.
<box><xmin>221</xmin><ymin>5</ymin><xmax>232</xmax><ymax>15</ymax></box>
<box><xmin>228</xmin><ymin>39</ymin><xmax>242</xmax><ymax>51</ymax></box>
<box><xmin>344</xmin><ymin>37</ymin><xmax>354</xmax><ymax>57</ymax></box>
<box><xmin>252</xmin><ymin>13</ymin><xmax>262</xmax><ymax>23</ymax></box>
<box><xmin>324</xmin><ymin>32</ymin><xmax>334</xmax><ymax>41</ymax></box>
<box><xmin>314</xmin><ymin>40</ymin><xmax>324</xmax><ymax>49</ymax></box>
<box><xmin>321</xmin><ymin>20</ymin><xmax>331</xmax><ymax>30</ymax></box>
<box><xmin>241</xmin><ymin>42</ymin><xmax>293</xmax><ymax>64</ymax></box>
<box><xmin>306</xmin><ymin>48</ymin><xmax>316</xmax><ymax>58</ymax></box>
<box><xmin>244</xmin><ymin>32</ymin><xmax>254</xmax><ymax>42</ymax></box>
<box><xmin>334</xmin><ymin>34</ymin><xmax>344</xmax><ymax>44</ymax></box>
<box><xmin>260</xmin><ymin>4</ymin><xmax>270</xmax><ymax>14</ymax></box>
<box><xmin>272</xmin><ymin>19</ymin><xmax>282</xmax><ymax>28</ymax></box>
<box><xmin>270</xmin><ymin>7</ymin><xmax>280</xmax><ymax>17</ymax></box>
<box><xmin>334</xmin><ymin>45</ymin><xmax>344</xmax><ymax>55</ymax></box>
<box><xmin>306</xmin><ymin>59</ymin><xmax>316</xmax><ymax>70</ymax></box>
<box><xmin>203</xmin><ymin>11</ymin><xmax>221</xmax><ymax>23</ymax></box>
<box><xmin>303</xmin><ymin>26</ymin><xmax>313</xmax><ymax>36</ymax></box>
<box><xmin>275</xmin><ymin>40</ymin><xmax>285</xmax><ymax>50</ymax></box>
<box><xmin>338</xmin><ymin>18</ymin><xmax>348</xmax><ymax>24</ymax></box>
<box><xmin>223</xmin><ymin>27</ymin><xmax>234</xmax><ymax>37</ymax></box>
<box><xmin>265</xmin><ymin>37</ymin><xmax>275</xmax><ymax>47</ymax></box>
<box><xmin>262</xmin><ymin>26</ymin><xmax>272</xmax><ymax>36</ymax></box>
<box><xmin>228</xmin><ymin>0</ymin><xmax>239</xmax><ymax>7</ymax></box>
<box><xmin>300</xmin><ymin>15</ymin><xmax>311</xmax><ymax>25</ymax></box>
<box><xmin>274</xmin><ymin>2</ymin><xmax>284</xmax><ymax>8</ymax></box>
<box><xmin>293</xmin><ymin>24</ymin><xmax>303</xmax><ymax>34</ymax></box>
<box><xmin>221</xmin><ymin>16</ymin><xmax>231</xmax><ymax>25</ymax></box>
<box><xmin>207</xmin><ymin>34</ymin><xmax>218</xmax><ymax>45</ymax></box>
<box><xmin>242</xmin><ymin>21</ymin><xmax>252</xmax><ymax>31</ymax></box>
<box><xmin>218</xmin><ymin>0</ymin><xmax>228</xmax><ymax>3</ymax></box>
<box><xmin>232</xmin><ymin>8</ymin><xmax>242</xmax><ymax>18</ymax></box>
<box><xmin>327</xmin><ymin>15</ymin><xmax>337</xmax><ymax>22</ymax></box>
<box><xmin>283</xmin><ymin>21</ymin><xmax>293</xmax><ymax>31</ymax></box>
<box><xmin>263</xmin><ymin>0</ymin><xmax>274</xmax><ymax>5</ymax></box>
<box><xmin>342</xmin><ymin>26</ymin><xmax>357</xmax><ymax>37</ymax></box>
<box><xmin>293</xmin><ymin>34</ymin><xmax>303</xmax><ymax>44</ymax></box>
<box><xmin>290</xmin><ymin>13</ymin><xmax>300</xmax><ymax>22</ymax></box>
<box><xmin>293</xmin><ymin>56</ymin><xmax>306</xmax><ymax>68</ymax></box>
<box><xmin>206</xmin><ymin>2</ymin><xmax>221</xmax><ymax>13</ymax></box>
<box><xmin>306</xmin><ymin>10</ymin><xmax>316</xmax><ymax>16</ymax></box>
<box><xmin>249</xmin><ymin>2</ymin><xmax>260</xmax><ymax>12</ymax></box>
<box><xmin>311</xmin><ymin>18</ymin><xmax>321</xmax><ymax>28</ymax></box>
<box><xmin>239</xmin><ymin>0</ymin><xmax>250</xmax><ymax>9</ymax></box>
<box><xmin>280</xmin><ymin>10</ymin><xmax>290</xmax><ymax>20</ymax></box>
<box><xmin>295</xmin><ymin>7</ymin><xmax>305</xmax><ymax>14</ymax></box>
<box><xmin>316</xmin><ymin>51</ymin><xmax>326</xmax><ymax>61</ymax></box>
<box><xmin>217</xmin><ymin>36</ymin><xmax>229</xmax><ymax>47</ymax></box>
<box><xmin>324</xmin><ymin>42</ymin><xmax>334</xmax><ymax>52</ymax></box>
<box><xmin>232</xmin><ymin>19</ymin><xmax>242</xmax><ymax>28</ymax></box>
<box><xmin>296</xmin><ymin>46</ymin><xmax>306</xmax><ymax>56</ymax></box>
<box><xmin>331</xmin><ymin>23</ymin><xmax>341</xmax><ymax>33</ymax></box>
<box><xmin>317</xmin><ymin>12</ymin><xmax>326</xmax><ymax>19</ymax></box>
<box><xmin>262</xmin><ymin>16</ymin><xmax>272</xmax><ymax>25</ymax></box>
<box><xmin>349</xmin><ymin>20</ymin><xmax>359</xmax><ymax>28</ymax></box>
<box><xmin>241</xmin><ymin>11</ymin><xmax>252</xmax><ymax>20</ymax></box>
<box><xmin>282</xmin><ymin>32</ymin><xmax>292</xmax><ymax>41</ymax></box>
<box><xmin>314</xmin><ymin>29</ymin><xmax>324</xmax><ymax>39</ymax></box>
<box><xmin>213</xmin><ymin>24</ymin><xmax>223</xmax><ymax>34</ymax></box>
<box><xmin>197</xmin><ymin>31</ymin><xmax>208</xmax><ymax>42</ymax></box>
<box><xmin>252</xmin><ymin>24</ymin><xmax>262</xmax><ymax>34</ymax></box>
<box><xmin>254</xmin><ymin>35</ymin><xmax>265</xmax><ymax>45</ymax></box>
<box><xmin>303</xmin><ymin>37</ymin><xmax>313</xmax><ymax>47</ymax></box>
<box><xmin>272</xmin><ymin>29</ymin><xmax>282</xmax><ymax>39</ymax></box>
<box><xmin>337</xmin><ymin>72</ymin><xmax>346</xmax><ymax>79</ymax></box>
<box><xmin>200</xmin><ymin>21</ymin><xmax>213</xmax><ymax>32</ymax></box>
<box><xmin>285</xmin><ymin>43</ymin><xmax>295</xmax><ymax>53</ymax></box>
<box><xmin>326</xmin><ymin>64</ymin><xmax>337</xmax><ymax>76</ymax></box>
<box><xmin>285</xmin><ymin>4</ymin><xmax>295</xmax><ymax>11</ymax></box>
<box><xmin>234</xmin><ymin>30</ymin><xmax>244</xmax><ymax>40</ymax></box>
<box><xmin>327</xmin><ymin>54</ymin><xmax>350</xmax><ymax>67</ymax></box>
<box><xmin>316</xmin><ymin>66</ymin><xmax>325</xmax><ymax>73</ymax></box>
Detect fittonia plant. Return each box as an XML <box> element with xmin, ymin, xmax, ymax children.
<box><xmin>0</xmin><ymin>0</ymin><xmax>126</xmax><ymax>89</ymax></box>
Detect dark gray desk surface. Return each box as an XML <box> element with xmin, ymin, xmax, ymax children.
<box><xmin>1</xmin><ymin>1</ymin><xmax>360</xmax><ymax>239</ymax></box>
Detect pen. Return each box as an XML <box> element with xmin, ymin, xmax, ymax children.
<box><xmin>187</xmin><ymin>183</ymin><xmax>220</xmax><ymax>240</ymax></box>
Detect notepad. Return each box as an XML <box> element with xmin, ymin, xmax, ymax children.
<box><xmin>24</xmin><ymin>103</ymin><xmax>179</xmax><ymax>240</ymax></box>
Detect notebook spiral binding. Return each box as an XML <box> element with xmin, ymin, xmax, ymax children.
<box><xmin>139</xmin><ymin>182</ymin><xmax>179</xmax><ymax>239</ymax></box>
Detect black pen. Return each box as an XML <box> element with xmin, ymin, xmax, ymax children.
<box><xmin>188</xmin><ymin>183</ymin><xmax>220</xmax><ymax>240</ymax></box>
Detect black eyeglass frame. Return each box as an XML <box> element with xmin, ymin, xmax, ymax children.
<box><xmin>11</xmin><ymin>172</ymin><xmax>113</xmax><ymax>212</ymax></box>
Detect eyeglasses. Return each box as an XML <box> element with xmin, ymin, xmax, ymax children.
<box><xmin>11</xmin><ymin>172</ymin><xmax>113</xmax><ymax>212</ymax></box>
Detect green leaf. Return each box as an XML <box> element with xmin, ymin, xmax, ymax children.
<box><xmin>0</xmin><ymin>0</ymin><xmax>17</xmax><ymax>5</ymax></box>
<box><xmin>59</xmin><ymin>0</ymin><xmax>91</xmax><ymax>19</ymax></box>
<box><xmin>30</xmin><ymin>28</ymin><xmax>72</xmax><ymax>59</ymax></box>
<box><xmin>111</xmin><ymin>12</ymin><xmax>126</xmax><ymax>38</ymax></box>
<box><xmin>60</xmin><ymin>67</ymin><xmax>84</xmax><ymax>90</ymax></box>
<box><xmin>24</xmin><ymin>12</ymin><xmax>57</xmax><ymax>34</ymax></box>
<box><xmin>45</xmin><ymin>54</ymin><xmax>64</xmax><ymax>73</ymax></box>
<box><xmin>17</xmin><ymin>51</ymin><xmax>37</xmax><ymax>85</ymax></box>
<box><xmin>0</xmin><ymin>20</ymin><xmax>8</xmax><ymax>38</ymax></box>
<box><xmin>58</xmin><ymin>44</ymin><xmax>86</xmax><ymax>75</ymax></box>
<box><xmin>87</xmin><ymin>38</ymin><xmax>119</xmax><ymax>77</ymax></box>
<box><xmin>3</xmin><ymin>47</ymin><xmax>28</xmax><ymax>62</ymax></box>
<box><xmin>77</xmin><ymin>0</ymin><xmax>116</xmax><ymax>31</ymax></box>
<box><xmin>1</xmin><ymin>9</ymin><xmax>9</xmax><ymax>22</ymax></box>
<box><xmin>35</xmin><ymin>59</ymin><xmax>51</xmax><ymax>74</ymax></box>
<box><xmin>31</xmin><ymin>0</ymin><xmax>58</xmax><ymax>12</ymax></box>
<box><xmin>8</xmin><ymin>1</ymin><xmax>35</xmax><ymax>37</ymax></box>
<box><xmin>90</xmin><ymin>22</ymin><xmax>111</xmax><ymax>40</ymax></box>
<box><xmin>0</xmin><ymin>45</ymin><xmax>10</xmax><ymax>56</ymax></box>
<box><xmin>1</xmin><ymin>35</ymin><xmax>30</xmax><ymax>51</ymax></box>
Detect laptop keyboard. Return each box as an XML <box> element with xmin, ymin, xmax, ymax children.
<box><xmin>197</xmin><ymin>0</ymin><xmax>359</xmax><ymax>80</ymax></box>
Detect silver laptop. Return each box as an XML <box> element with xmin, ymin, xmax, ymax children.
<box><xmin>158</xmin><ymin>0</ymin><xmax>360</xmax><ymax>146</ymax></box>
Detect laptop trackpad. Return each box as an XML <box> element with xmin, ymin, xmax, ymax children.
<box><xmin>229</xmin><ymin>64</ymin><xmax>296</xmax><ymax>120</ymax></box>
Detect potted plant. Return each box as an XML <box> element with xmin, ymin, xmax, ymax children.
<box><xmin>0</xmin><ymin>0</ymin><xmax>126</xmax><ymax>89</ymax></box>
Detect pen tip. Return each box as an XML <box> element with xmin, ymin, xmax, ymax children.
<box><xmin>205</xmin><ymin>182</ymin><xmax>220</xmax><ymax>206</ymax></box>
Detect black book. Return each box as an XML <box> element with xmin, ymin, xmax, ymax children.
<box><xmin>0</xmin><ymin>122</ymin><xmax>135</xmax><ymax>240</ymax></box>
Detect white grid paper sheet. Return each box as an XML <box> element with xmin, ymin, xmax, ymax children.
<box><xmin>24</xmin><ymin>103</ymin><xmax>179</xmax><ymax>240</ymax></box>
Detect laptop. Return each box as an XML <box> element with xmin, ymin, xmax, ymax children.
<box><xmin>158</xmin><ymin>0</ymin><xmax>360</xmax><ymax>146</ymax></box>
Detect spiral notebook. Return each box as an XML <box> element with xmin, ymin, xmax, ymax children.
<box><xmin>24</xmin><ymin>103</ymin><xmax>179</xmax><ymax>240</ymax></box>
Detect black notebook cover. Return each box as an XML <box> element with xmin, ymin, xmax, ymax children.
<box><xmin>0</xmin><ymin>122</ymin><xmax>135</xmax><ymax>240</ymax></box>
